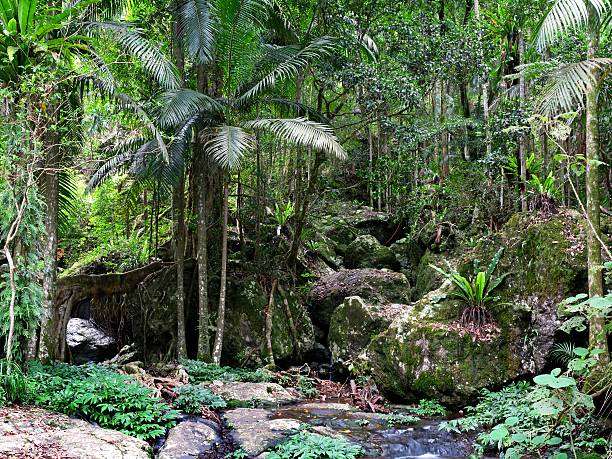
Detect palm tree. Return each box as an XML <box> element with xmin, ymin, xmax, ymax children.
<box><xmin>161</xmin><ymin>0</ymin><xmax>345</xmax><ymax>364</ymax></box>
<box><xmin>535</xmin><ymin>0</ymin><xmax>611</xmax><ymax>357</ymax></box>
<box><xmin>0</xmin><ymin>0</ymin><xmax>179</xmax><ymax>360</ymax></box>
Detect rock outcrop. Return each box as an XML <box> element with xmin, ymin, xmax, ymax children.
<box><xmin>66</xmin><ymin>318</ymin><xmax>116</xmax><ymax>364</ymax></box>
<box><xmin>0</xmin><ymin>406</ymin><xmax>151</xmax><ymax>459</ymax></box>
<box><xmin>309</xmin><ymin>269</ymin><xmax>410</xmax><ymax>333</ymax></box>
<box><xmin>207</xmin><ymin>381</ymin><xmax>301</xmax><ymax>407</ymax></box>
<box><xmin>344</xmin><ymin>235</ymin><xmax>400</xmax><ymax>270</ymax></box>
<box><xmin>360</xmin><ymin>211</ymin><xmax>589</xmax><ymax>406</ymax></box>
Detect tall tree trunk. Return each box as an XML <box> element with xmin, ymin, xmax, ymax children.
<box><xmin>196</xmin><ymin>153</ymin><xmax>211</xmax><ymax>360</ymax></box>
<box><xmin>173</xmin><ymin>175</ymin><xmax>187</xmax><ymax>359</ymax></box>
<box><xmin>171</xmin><ymin>4</ymin><xmax>188</xmax><ymax>359</ymax></box>
<box><xmin>212</xmin><ymin>181</ymin><xmax>229</xmax><ymax>365</ymax></box>
<box><xmin>38</xmin><ymin>138</ymin><xmax>60</xmax><ymax>360</ymax></box>
<box><xmin>474</xmin><ymin>0</ymin><xmax>491</xmax><ymax>158</ymax></box>
<box><xmin>518</xmin><ymin>30</ymin><xmax>528</xmax><ymax>212</ymax></box>
<box><xmin>460</xmin><ymin>81</ymin><xmax>471</xmax><ymax>161</ymax></box>
<box><xmin>585</xmin><ymin>14</ymin><xmax>607</xmax><ymax>359</ymax></box>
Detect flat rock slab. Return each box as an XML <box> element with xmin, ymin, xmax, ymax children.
<box><xmin>0</xmin><ymin>406</ymin><xmax>151</xmax><ymax>459</ymax></box>
<box><xmin>208</xmin><ymin>381</ymin><xmax>301</xmax><ymax>407</ymax></box>
<box><xmin>224</xmin><ymin>408</ymin><xmax>302</xmax><ymax>456</ymax></box>
<box><xmin>158</xmin><ymin>419</ymin><xmax>220</xmax><ymax>459</ymax></box>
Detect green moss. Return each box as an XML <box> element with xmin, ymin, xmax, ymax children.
<box><xmin>413</xmin><ymin>370</ymin><xmax>454</xmax><ymax>395</ymax></box>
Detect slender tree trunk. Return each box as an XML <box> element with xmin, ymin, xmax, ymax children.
<box><xmin>173</xmin><ymin>175</ymin><xmax>188</xmax><ymax>359</ymax></box>
<box><xmin>585</xmin><ymin>16</ymin><xmax>607</xmax><ymax>359</ymax></box>
<box><xmin>38</xmin><ymin>139</ymin><xmax>60</xmax><ymax>360</ymax></box>
<box><xmin>474</xmin><ymin>0</ymin><xmax>491</xmax><ymax>158</ymax></box>
<box><xmin>212</xmin><ymin>180</ymin><xmax>229</xmax><ymax>365</ymax></box>
<box><xmin>518</xmin><ymin>30</ymin><xmax>528</xmax><ymax>212</ymax></box>
<box><xmin>196</xmin><ymin>155</ymin><xmax>211</xmax><ymax>360</ymax></box>
<box><xmin>441</xmin><ymin>81</ymin><xmax>449</xmax><ymax>178</ymax></box>
<box><xmin>264</xmin><ymin>279</ymin><xmax>278</xmax><ymax>367</ymax></box>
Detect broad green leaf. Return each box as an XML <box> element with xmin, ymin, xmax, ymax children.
<box><xmin>7</xmin><ymin>45</ymin><xmax>17</xmax><ymax>61</ymax></box>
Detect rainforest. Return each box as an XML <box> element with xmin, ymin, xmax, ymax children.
<box><xmin>0</xmin><ymin>0</ymin><xmax>611</xmax><ymax>458</ymax></box>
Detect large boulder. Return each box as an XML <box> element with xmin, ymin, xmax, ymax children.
<box><xmin>344</xmin><ymin>235</ymin><xmax>400</xmax><ymax>270</ymax></box>
<box><xmin>0</xmin><ymin>406</ymin><xmax>151</xmax><ymax>459</ymax></box>
<box><xmin>224</xmin><ymin>408</ymin><xmax>302</xmax><ymax>456</ymax></box>
<box><xmin>220</xmin><ymin>278</ymin><xmax>315</xmax><ymax>367</ymax></box>
<box><xmin>361</xmin><ymin>211</ymin><xmax>589</xmax><ymax>406</ymax></box>
<box><xmin>309</xmin><ymin>269</ymin><xmax>411</xmax><ymax>333</ymax></box>
<box><xmin>158</xmin><ymin>419</ymin><xmax>221</xmax><ymax>459</ymax></box>
<box><xmin>66</xmin><ymin>318</ymin><xmax>116</xmax><ymax>364</ymax></box>
<box><xmin>389</xmin><ymin>237</ymin><xmax>426</xmax><ymax>281</ymax></box>
<box><xmin>328</xmin><ymin>296</ymin><xmax>408</xmax><ymax>369</ymax></box>
<box><xmin>207</xmin><ymin>381</ymin><xmax>301</xmax><ymax>407</ymax></box>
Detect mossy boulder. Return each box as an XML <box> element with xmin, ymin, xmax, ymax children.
<box><xmin>344</xmin><ymin>235</ymin><xmax>400</xmax><ymax>270</ymax></box>
<box><xmin>312</xmin><ymin>203</ymin><xmax>397</xmax><ymax>256</ymax></box>
<box><xmin>309</xmin><ymin>269</ymin><xmax>411</xmax><ymax>334</ymax></box>
<box><xmin>328</xmin><ymin>296</ymin><xmax>408</xmax><ymax>369</ymax></box>
<box><xmin>389</xmin><ymin>237</ymin><xmax>426</xmax><ymax>281</ymax></box>
<box><xmin>412</xmin><ymin>250</ymin><xmax>451</xmax><ymax>300</ymax></box>
<box><xmin>222</xmin><ymin>278</ymin><xmax>315</xmax><ymax>367</ymax></box>
<box><xmin>360</xmin><ymin>211</ymin><xmax>589</xmax><ymax>406</ymax></box>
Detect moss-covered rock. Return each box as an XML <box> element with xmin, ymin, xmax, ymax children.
<box><xmin>309</xmin><ymin>269</ymin><xmax>411</xmax><ymax>334</ymax></box>
<box><xmin>344</xmin><ymin>235</ymin><xmax>400</xmax><ymax>270</ymax></box>
<box><xmin>222</xmin><ymin>278</ymin><xmax>315</xmax><ymax>367</ymax></box>
<box><xmin>328</xmin><ymin>296</ymin><xmax>408</xmax><ymax>369</ymax></box>
<box><xmin>360</xmin><ymin>210</ymin><xmax>589</xmax><ymax>406</ymax></box>
<box><xmin>389</xmin><ymin>237</ymin><xmax>426</xmax><ymax>281</ymax></box>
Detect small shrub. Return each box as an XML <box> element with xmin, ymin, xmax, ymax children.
<box><xmin>30</xmin><ymin>362</ymin><xmax>178</xmax><ymax>441</ymax></box>
<box><xmin>181</xmin><ymin>360</ymin><xmax>273</xmax><ymax>384</ymax></box>
<box><xmin>267</xmin><ymin>431</ymin><xmax>363</xmax><ymax>459</ymax></box>
<box><xmin>383</xmin><ymin>413</ymin><xmax>420</xmax><ymax>427</ymax></box>
<box><xmin>173</xmin><ymin>384</ymin><xmax>226</xmax><ymax>414</ymax></box>
<box><xmin>411</xmin><ymin>399</ymin><xmax>446</xmax><ymax>417</ymax></box>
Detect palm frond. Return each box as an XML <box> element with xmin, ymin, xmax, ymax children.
<box><xmin>176</xmin><ymin>0</ymin><xmax>216</xmax><ymax>64</ymax></box>
<box><xmin>537</xmin><ymin>58</ymin><xmax>612</xmax><ymax>114</ymax></box>
<box><xmin>203</xmin><ymin>125</ymin><xmax>254</xmax><ymax>170</ymax></box>
<box><xmin>535</xmin><ymin>0</ymin><xmax>611</xmax><ymax>50</ymax></box>
<box><xmin>158</xmin><ymin>89</ymin><xmax>222</xmax><ymax>128</ymax></box>
<box><xmin>244</xmin><ymin>117</ymin><xmax>346</xmax><ymax>159</ymax></box>
<box><xmin>239</xmin><ymin>36</ymin><xmax>336</xmax><ymax>102</ymax></box>
<box><xmin>89</xmin><ymin>21</ymin><xmax>181</xmax><ymax>90</ymax></box>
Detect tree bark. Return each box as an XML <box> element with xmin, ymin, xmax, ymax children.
<box><xmin>173</xmin><ymin>175</ymin><xmax>188</xmax><ymax>359</ymax></box>
<box><xmin>212</xmin><ymin>180</ymin><xmax>229</xmax><ymax>365</ymax></box>
<box><xmin>585</xmin><ymin>13</ymin><xmax>607</xmax><ymax>359</ymax></box>
<box><xmin>264</xmin><ymin>279</ymin><xmax>278</xmax><ymax>367</ymax></box>
<box><xmin>38</xmin><ymin>137</ymin><xmax>60</xmax><ymax>361</ymax></box>
<box><xmin>196</xmin><ymin>153</ymin><xmax>211</xmax><ymax>360</ymax></box>
<box><xmin>518</xmin><ymin>30</ymin><xmax>528</xmax><ymax>212</ymax></box>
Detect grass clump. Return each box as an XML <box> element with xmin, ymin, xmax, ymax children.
<box><xmin>383</xmin><ymin>413</ymin><xmax>420</xmax><ymax>427</ymax></box>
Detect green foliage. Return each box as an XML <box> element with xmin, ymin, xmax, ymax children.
<box><xmin>181</xmin><ymin>360</ymin><xmax>274</xmax><ymax>384</ymax></box>
<box><xmin>430</xmin><ymin>248</ymin><xmax>508</xmax><ymax>324</ymax></box>
<box><xmin>383</xmin><ymin>413</ymin><xmax>420</xmax><ymax>427</ymax></box>
<box><xmin>29</xmin><ymin>362</ymin><xmax>178</xmax><ymax>441</ymax></box>
<box><xmin>266</xmin><ymin>431</ymin><xmax>363</xmax><ymax>459</ymax></box>
<box><xmin>409</xmin><ymin>399</ymin><xmax>447</xmax><ymax>417</ymax></box>
<box><xmin>173</xmin><ymin>384</ymin><xmax>226</xmax><ymax>414</ymax></box>
<box><xmin>440</xmin><ymin>376</ymin><xmax>605</xmax><ymax>458</ymax></box>
<box><xmin>0</xmin><ymin>181</ymin><xmax>44</xmax><ymax>362</ymax></box>
<box><xmin>274</xmin><ymin>200</ymin><xmax>295</xmax><ymax>226</ymax></box>
<box><xmin>0</xmin><ymin>360</ymin><xmax>29</xmax><ymax>405</ymax></box>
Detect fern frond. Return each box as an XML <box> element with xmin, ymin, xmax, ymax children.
<box><xmin>176</xmin><ymin>0</ymin><xmax>216</xmax><ymax>64</ymax></box>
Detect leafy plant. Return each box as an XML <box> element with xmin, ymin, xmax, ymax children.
<box><xmin>274</xmin><ymin>201</ymin><xmax>295</xmax><ymax>227</ymax></box>
<box><xmin>181</xmin><ymin>360</ymin><xmax>273</xmax><ymax>384</ymax></box>
<box><xmin>383</xmin><ymin>413</ymin><xmax>420</xmax><ymax>427</ymax></box>
<box><xmin>430</xmin><ymin>248</ymin><xmax>508</xmax><ymax>326</ymax></box>
<box><xmin>410</xmin><ymin>399</ymin><xmax>447</xmax><ymax>417</ymax></box>
<box><xmin>0</xmin><ymin>360</ymin><xmax>29</xmax><ymax>404</ymax></box>
<box><xmin>173</xmin><ymin>384</ymin><xmax>226</xmax><ymax>414</ymax></box>
<box><xmin>29</xmin><ymin>363</ymin><xmax>178</xmax><ymax>441</ymax></box>
<box><xmin>266</xmin><ymin>431</ymin><xmax>363</xmax><ymax>459</ymax></box>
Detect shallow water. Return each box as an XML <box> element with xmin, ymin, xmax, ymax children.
<box><xmin>270</xmin><ymin>402</ymin><xmax>479</xmax><ymax>459</ymax></box>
